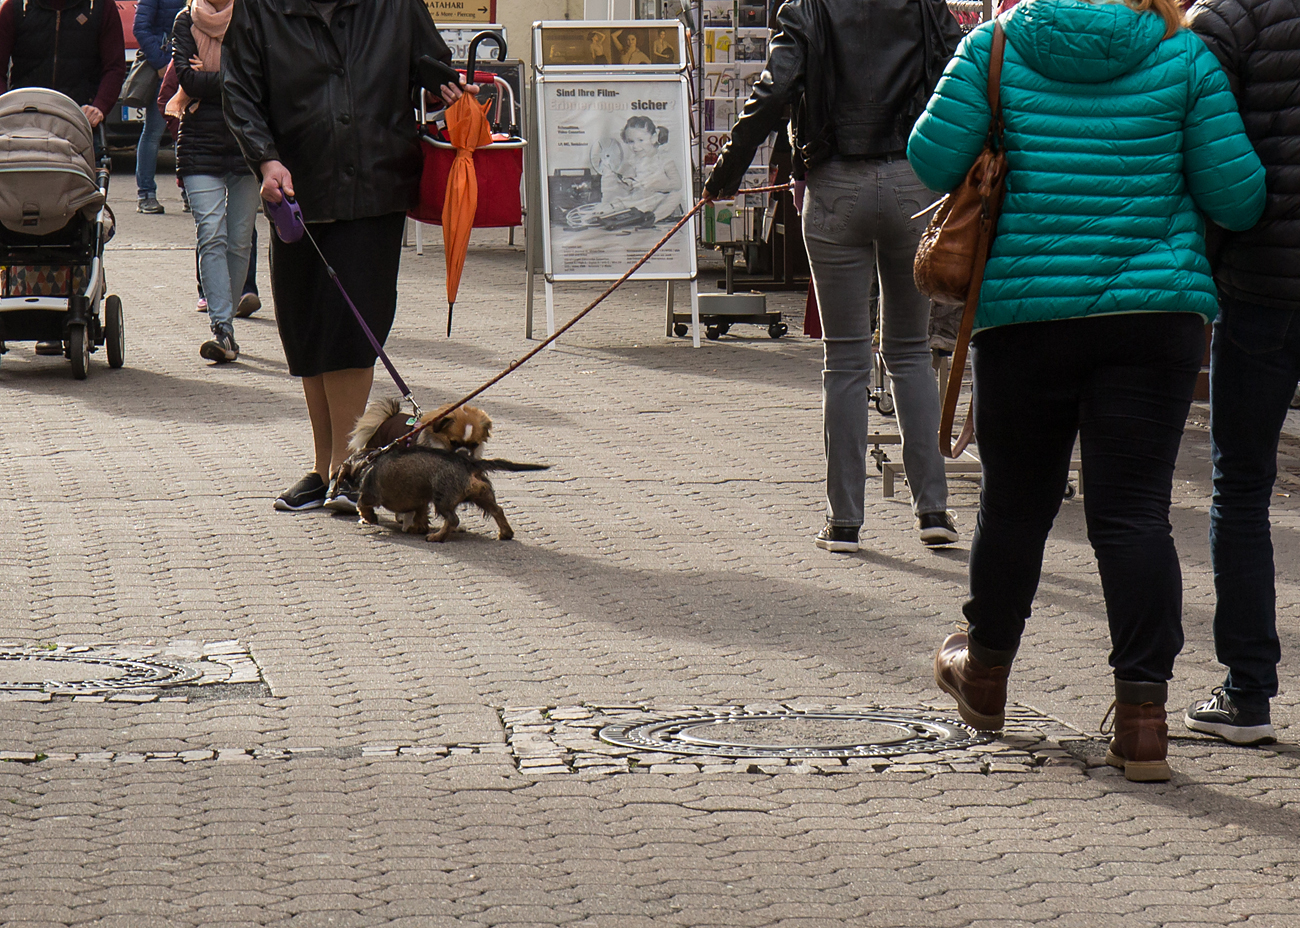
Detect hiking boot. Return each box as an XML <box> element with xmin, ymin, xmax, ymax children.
<box><xmin>199</xmin><ymin>325</ymin><xmax>239</xmax><ymax>363</ymax></box>
<box><xmin>1104</xmin><ymin>681</ymin><xmax>1171</xmax><ymax>782</ymax></box>
<box><xmin>1184</xmin><ymin>687</ymin><xmax>1275</xmax><ymax>746</ymax></box>
<box><xmin>324</xmin><ymin>472</ymin><xmax>360</xmax><ymax>514</ymax></box>
<box><xmin>236</xmin><ymin>292</ymin><xmax>261</xmax><ymax>318</ymax></box>
<box><xmin>918</xmin><ymin>511</ymin><xmax>959</xmax><ymax>547</ymax></box>
<box><xmin>137</xmin><ymin>197</ymin><xmax>165</xmax><ymax>215</ymax></box>
<box><xmin>814</xmin><ymin>524</ymin><xmax>860</xmax><ymax>553</ymax></box>
<box><xmin>274</xmin><ymin>472</ymin><xmax>328</xmax><ymax>512</ymax></box>
<box><xmin>933</xmin><ymin>631</ymin><xmax>1013</xmax><ymax>731</ymax></box>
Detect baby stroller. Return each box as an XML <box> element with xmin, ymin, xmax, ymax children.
<box><xmin>0</xmin><ymin>88</ymin><xmax>124</xmax><ymax>379</ymax></box>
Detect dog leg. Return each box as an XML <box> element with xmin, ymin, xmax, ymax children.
<box><xmin>469</xmin><ymin>478</ymin><xmax>513</xmax><ymax>541</ymax></box>
<box><xmin>358</xmin><ymin>503</ymin><xmax>378</xmax><ymax>525</ymax></box>
<box><xmin>410</xmin><ymin>506</ymin><xmax>430</xmax><ymax>535</ymax></box>
<box><xmin>427</xmin><ymin>506</ymin><xmax>459</xmax><ymax>543</ymax></box>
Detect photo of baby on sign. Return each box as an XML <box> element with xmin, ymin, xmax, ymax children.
<box><xmin>539</xmin><ymin>76</ymin><xmax>696</xmax><ymax>281</ymax></box>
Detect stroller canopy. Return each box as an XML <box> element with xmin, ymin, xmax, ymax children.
<box><xmin>0</xmin><ymin>88</ymin><xmax>103</xmax><ymax>236</ymax></box>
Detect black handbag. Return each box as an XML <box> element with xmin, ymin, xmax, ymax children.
<box><xmin>121</xmin><ymin>51</ymin><xmax>161</xmax><ymax>109</ymax></box>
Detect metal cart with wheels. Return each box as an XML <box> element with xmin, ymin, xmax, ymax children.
<box><xmin>671</xmin><ymin>244</ymin><xmax>785</xmax><ymax>339</ymax></box>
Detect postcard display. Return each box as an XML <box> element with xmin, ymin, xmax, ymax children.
<box><xmin>695</xmin><ymin>0</ymin><xmax>771</xmax><ymax>249</ymax></box>
<box><xmin>527</xmin><ymin>21</ymin><xmax>703</xmax><ymax>346</ymax></box>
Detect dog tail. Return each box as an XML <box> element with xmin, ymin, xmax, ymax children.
<box><xmin>473</xmin><ymin>458</ymin><xmax>550</xmax><ymax>473</ymax></box>
<box><xmin>348</xmin><ymin>396</ymin><xmax>404</xmax><ymax>455</ymax></box>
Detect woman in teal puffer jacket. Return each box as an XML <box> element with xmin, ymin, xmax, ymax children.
<box><xmin>908</xmin><ymin>0</ymin><xmax>1265</xmax><ymax>783</ymax></box>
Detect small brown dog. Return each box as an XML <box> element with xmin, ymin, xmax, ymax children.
<box><xmin>348</xmin><ymin>397</ymin><xmax>493</xmax><ymax>458</ymax></box>
<box><xmin>338</xmin><ymin>446</ymin><xmax>548</xmax><ymax>542</ymax></box>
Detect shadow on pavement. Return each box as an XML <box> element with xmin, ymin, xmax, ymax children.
<box><xmin>0</xmin><ymin>363</ymin><xmax>301</xmax><ymax>424</ymax></box>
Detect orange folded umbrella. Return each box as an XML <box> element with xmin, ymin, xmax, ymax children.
<box><xmin>441</xmin><ymin>91</ymin><xmax>494</xmax><ymax>336</ymax></box>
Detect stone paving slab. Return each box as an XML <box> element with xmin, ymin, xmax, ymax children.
<box><xmin>0</xmin><ymin>176</ymin><xmax>1297</xmax><ymax>926</ymax></box>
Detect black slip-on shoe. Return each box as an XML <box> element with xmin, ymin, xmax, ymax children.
<box><xmin>274</xmin><ymin>472</ymin><xmax>328</xmax><ymax>512</ymax></box>
<box><xmin>324</xmin><ymin>473</ymin><xmax>360</xmax><ymax>514</ymax></box>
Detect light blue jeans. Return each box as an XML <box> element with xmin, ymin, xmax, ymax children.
<box><xmin>184</xmin><ymin>174</ymin><xmax>259</xmax><ymax>332</ymax></box>
<box><xmin>135</xmin><ymin>103</ymin><xmax>166</xmax><ymax>200</ymax></box>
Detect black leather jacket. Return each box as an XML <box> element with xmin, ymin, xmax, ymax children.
<box><xmin>173</xmin><ymin>10</ymin><xmax>249</xmax><ymax>179</ymax></box>
<box><xmin>221</xmin><ymin>0</ymin><xmax>452</xmax><ymax>222</ymax></box>
<box><xmin>1188</xmin><ymin>0</ymin><xmax>1300</xmax><ymax>309</ymax></box>
<box><xmin>705</xmin><ymin>0</ymin><xmax>963</xmax><ymax>197</ymax></box>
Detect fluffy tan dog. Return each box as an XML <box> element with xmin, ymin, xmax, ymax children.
<box><xmin>348</xmin><ymin>397</ymin><xmax>493</xmax><ymax>458</ymax></box>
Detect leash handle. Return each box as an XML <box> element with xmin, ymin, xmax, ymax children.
<box><xmin>372</xmin><ymin>183</ymin><xmax>795</xmax><ymax>457</ymax></box>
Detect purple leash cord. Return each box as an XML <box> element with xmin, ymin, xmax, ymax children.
<box><xmin>266</xmin><ymin>193</ymin><xmax>422</xmax><ymax>418</ymax></box>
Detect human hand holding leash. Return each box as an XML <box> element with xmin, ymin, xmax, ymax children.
<box><xmin>260</xmin><ymin>160</ymin><xmax>295</xmax><ymax>205</ymax></box>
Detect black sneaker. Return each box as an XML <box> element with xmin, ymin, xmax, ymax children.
<box><xmin>274</xmin><ymin>472</ymin><xmax>328</xmax><ymax>512</ymax></box>
<box><xmin>137</xmin><ymin>197</ymin><xmax>165</xmax><ymax>215</ymax></box>
<box><xmin>324</xmin><ymin>472</ymin><xmax>359</xmax><ymax>514</ymax></box>
<box><xmin>34</xmin><ymin>339</ymin><xmax>63</xmax><ymax>356</ymax></box>
<box><xmin>814</xmin><ymin>524</ymin><xmax>860</xmax><ymax>553</ymax></box>
<box><xmin>1185</xmin><ymin>687</ymin><xmax>1275</xmax><ymax>746</ymax></box>
<box><xmin>236</xmin><ymin>293</ymin><xmax>261</xmax><ymax>318</ymax></box>
<box><xmin>200</xmin><ymin>325</ymin><xmax>239</xmax><ymax>363</ymax></box>
<box><xmin>918</xmin><ymin>511</ymin><xmax>959</xmax><ymax>547</ymax></box>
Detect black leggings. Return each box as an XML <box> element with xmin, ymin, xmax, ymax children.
<box><xmin>964</xmin><ymin>312</ymin><xmax>1205</xmax><ymax>683</ymax></box>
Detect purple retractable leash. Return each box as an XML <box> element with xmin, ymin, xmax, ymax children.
<box><xmin>266</xmin><ymin>194</ymin><xmax>423</xmax><ymax>420</ymax></box>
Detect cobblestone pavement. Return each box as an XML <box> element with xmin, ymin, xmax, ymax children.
<box><xmin>1</xmin><ymin>175</ymin><xmax>1298</xmax><ymax>927</ymax></box>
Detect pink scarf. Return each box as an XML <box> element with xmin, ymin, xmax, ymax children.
<box><xmin>166</xmin><ymin>0</ymin><xmax>235</xmax><ymax>118</ymax></box>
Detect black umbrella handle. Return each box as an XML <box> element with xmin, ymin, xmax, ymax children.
<box><xmin>465</xmin><ymin>31</ymin><xmax>506</xmax><ymax>85</ymax></box>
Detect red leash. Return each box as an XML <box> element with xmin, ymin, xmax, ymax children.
<box><xmin>371</xmin><ymin>184</ymin><xmax>793</xmax><ymax>457</ymax></box>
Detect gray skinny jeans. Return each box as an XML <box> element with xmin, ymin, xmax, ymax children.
<box><xmin>802</xmin><ymin>158</ymin><xmax>948</xmax><ymax>525</ymax></box>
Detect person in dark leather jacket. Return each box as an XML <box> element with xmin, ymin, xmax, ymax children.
<box><xmin>222</xmin><ymin>0</ymin><xmax>467</xmax><ymax>515</ymax></box>
<box><xmin>222</xmin><ymin>0</ymin><xmax>454</xmax><ymax>223</ymax></box>
<box><xmin>705</xmin><ymin>0</ymin><xmax>963</xmax><ymax>197</ymax></box>
<box><xmin>705</xmin><ymin>0</ymin><xmax>964</xmax><ymax>553</ymax></box>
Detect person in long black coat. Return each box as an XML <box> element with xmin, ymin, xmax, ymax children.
<box><xmin>222</xmin><ymin>0</ymin><xmax>467</xmax><ymax>512</ymax></box>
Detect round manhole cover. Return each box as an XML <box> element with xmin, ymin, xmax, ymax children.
<box><xmin>599</xmin><ymin>709</ymin><xmax>990</xmax><ymax>759</ymax></box>
<box><xmin>0</xmin><ymin>650</ymin><xmax>202</xmax><ymax>692</ymax></box>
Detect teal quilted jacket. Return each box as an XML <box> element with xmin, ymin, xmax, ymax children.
<box><xmin>907</xmin><ymin>0</ymin><xmax>1266</xmax><ymax>330</ymax></box>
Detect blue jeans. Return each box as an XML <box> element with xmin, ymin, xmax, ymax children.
<box><xmin>196</xmin><ymin>224</ymin><xmax>258</xmax><ymax>299</ymax></box>
<box><xmin>802</xmin><ymin>158</ymin><xmax>948</xmax><ymax>524</ymax></box>
<box><xmin>135</xmin><ymin>103</ymin><xmax>166</xmax><ymax>200</ymax></box>
<box><xmin>184</xmin><ymin>174</ymin><xmax>260</xmax><ymax>332</ymax></box>
<box><xmin>1209</xmin><ymin>295</ymin><xmax>1300</xmax><ymax>708</ymax></box>
<box><xmin>965</xmin><ymin>312</ymin><xmax>1204</xmax><ymax>683</ymax></box>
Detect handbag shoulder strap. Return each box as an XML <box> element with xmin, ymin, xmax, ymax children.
<box><xmin>988</xmin><ymin>23</ymin><xmax>1007</xmax><ymax>146</ymax></box>
<box><xmin>939</xmin><ymin>21</ymin><xmax>1009</xmax><ymax>459</ymax></box>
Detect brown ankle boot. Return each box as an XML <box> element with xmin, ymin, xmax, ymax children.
<box><xmin>1104</xmin><ymin>681</ymin><xmax>1171</xmax><ymax>783</ymax></box>
<box><xmin>933</xmin><ymin>631</ymin><xmax>1013</xmax><ymax>731</ymax></box>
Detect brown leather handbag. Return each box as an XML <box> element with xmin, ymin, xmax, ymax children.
<box><xmin>913</xmin><ymin>23</ymin><xmax>1009</xmax><ymax>457</ymax></box>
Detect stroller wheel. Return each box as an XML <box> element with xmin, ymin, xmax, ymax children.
<box><xmin>105</xmin><ymin>295</ymin><xmax>125</xmax><ymax>369</ymax></box>
<box><xmin>68</xmin><ymin>324</ymin><xmax>89</xmax><ymax>380</ymax></box>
